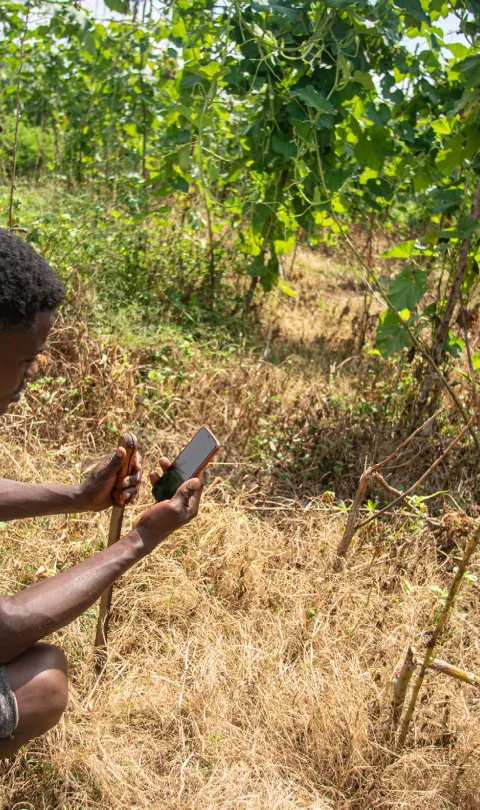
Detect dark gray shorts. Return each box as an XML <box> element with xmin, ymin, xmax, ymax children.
<box><xmin>0</xmin><ymin>665</ymin><xmax>18</xmax><ymax>739</ymax></box>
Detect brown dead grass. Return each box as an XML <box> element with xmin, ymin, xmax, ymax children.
<box><xmin>0</xmin><ymin>247</ymin><xmax>480</xmax><ymax>809</ymax></box>
<box><xmin>0</xmin><ymin>439</ymin><xmax>479</xmax><ymax>810</ymax></box>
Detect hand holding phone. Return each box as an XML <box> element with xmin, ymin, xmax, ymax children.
<box><xmin>136</xmin><ymin>470</ymin><xmax>203</xmax><ymax>553</ymax></box>
<box><xmin>151</xmin><ymin>426</ymin><xmax>220</xmax><ymax>503</ymax></box>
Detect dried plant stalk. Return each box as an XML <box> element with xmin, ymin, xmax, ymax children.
<box><xmin>398</xmin><ymin>526</ymin><xmax>480</xmax><ymax>747</ymax></box>
<box><xmin>334</xmin><ymin>470</ymin><xmax>369</xmax><ymax>564</ymax></box>
<box><xmin>417</xmin><ymin>656</ymin><xmax>480</xmax><ymax>689</ymax></box>
<box><xmin>372</xmin><ymin>472</ymin><xmax>402</xmax><ymax>500</ymax></box>
<box><xmin>335</xmin><ymin>409</ymin><xmax>444</xmax><ymax>563</ymax></box>
<box><xmin>356</xmin><ymin>410</ymin><xmax>477</xmax><ymax>533</ymax></box>
<box><xmin>391</xmin><ymin>645</ymin><xmax>416</xmax><ymax>731</ymax></box>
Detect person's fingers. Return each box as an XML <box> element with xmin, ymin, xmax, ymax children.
<box><xmin>121</xmin><ymin>470</ymin><xmax>142</xmax><ymax>488</ymax></box>
<box><xmin>148</xmin><ymin>458</ymin><xmax>171</xmax><ymax>486</ymax></box>
<box><xmin>121</xmin><ymin>486</ymin><xmax>140</xmax><ymax>502</ymax></box>
<box><xmin>175</xmin><ymin>477</ymin><xmax>202</xmax><ymax>506</ymax></box>
<box><xmin>159</xmin><ymin>457</ymin><xmax>171</xmax><ymax>473</ymax></box>
<box><xmin>133</xmin><ymin>451</ymin><xmax>143</xmax><ymax>472</ymax></box>
<box><xmin>103</xmin><ymin>446</ymin><xmax>127</xmax><ymax>476</ymax></box>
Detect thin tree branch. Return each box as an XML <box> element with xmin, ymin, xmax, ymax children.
<box><xmin>355</xmin><ymin>411</ymin><xmax>477</xmax><ymax>533</ymax></box>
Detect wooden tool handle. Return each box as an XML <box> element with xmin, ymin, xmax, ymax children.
<box><xmin>94</xmin><ymin>430</ymin><xmax>139</xmax><ymax>672</ymax></box>
<box><xmin>112</xmin><ymin>431</ymin><xmax>138</xmax><ymax>506</ymax></box>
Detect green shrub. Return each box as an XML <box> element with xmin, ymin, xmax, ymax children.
<box><xmin>0</xmin><ymin>117</ymin><xmax>55</xmax><ymax>179</ymax></box>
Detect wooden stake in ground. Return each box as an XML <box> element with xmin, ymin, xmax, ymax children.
<box><xmin>94</xmin><ymin>431</ymin><xmax>138</xmax><ymax>672</ymax></box>
<box><xmin>397</xmin><ymin>525</ymin><xmax>480</xmax><ymax>747</ymax></box>
<box><xmin>391</xmin><ymin>645</ymin><xmax>416</xmax><ymax>733</ymax></box>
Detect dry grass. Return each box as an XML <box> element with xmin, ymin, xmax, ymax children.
<box><xmin>0</xmin><ymin>439</ymin><xmax>479</xmax><ymax>809</ymax></box>
<box><xmin>0</xmin><ymin>248</ymin><xmax>480</xmax><ymax>808</ymax></box>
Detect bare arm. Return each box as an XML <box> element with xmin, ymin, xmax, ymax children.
<box><xmin>0</xmin><ymin>448</ymin><xmax>143</xmax><ymax>521</ymax></box>
<box><xmin>0</xmin><ymin>478</ymin><xmax>81</xmax><ymax>520</ymax></box>
<box><xmin>0</xmin><ymin>476</ymin><xmax>202</xmax><ymax>664</ymax></box>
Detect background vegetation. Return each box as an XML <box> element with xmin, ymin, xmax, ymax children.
<box><xmin>1</xmin><ymin>1</ymin><xmax>480</xmax><ymax>808</ymax></box>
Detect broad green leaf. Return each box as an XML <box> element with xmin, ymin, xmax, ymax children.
<box><xmin>388</xmin><ymin>266</ymin><xmax>427</xmax><ymax>310</ymax></box>
<box><xmin>394</xmin><ymin>0</ymin><xmax>429</xmax><ymax>21</ymax></box>
<box><xmin>252</xmin><ymin>1</ymin><xmax>300</xmax><ymax>22</ymax></box>
<box><xmin>376</xmin><ymin>310</ymin><xmax>411</xmax><ymax>357</ymax></box>
<box><xmin>366</xmin><ymin>102</ymin><xmax>390</xmax><ymax>126</ymax></box>
<box><xmin>104</xmin><ymin>0</ymin><xmax>127</xmax><ymax>11</ymax></box>
<box><xmin>413</xmin><ymin>174</ymin><xmax>431</xmax><ymax>193</ymax></box>
<box><xmin>471</xmin><ymin>352</ymin><xmax>480</xmax><ymax>371</ymax></box>
<box><xmin>353</xmin><ymin>70</ymin><xmax>375</xmax><ymax>91</ymax></box>
<box><xmin>172</xmin><ymin>16</ymin><xmax>186</xmax><ymax>38</ymax></box>
<box><xmin>278</xmin><ymin>279</ymin><xmax>298</xmax><ymax>297</ymax></box>
<box><xmin>448</xmin><ymin>43</ymin><xmax>469</xmax><ymax>60</ymax></box>
<box><xmin>431</xmin><ymin>118</ymin><xmax>453</xmax><ymax>136</ymax></box>
<box><xmin>354</xmin><ymin>130</ymin><xmax>387</xmax><ymax>172</ymax></box>
<box><xmin>272</xmin><ymin>134</ymin><xmax>297</xmax><ymax>159</ymax></box>
<box><xmin>248</xmin><ymin>255</ymin><xmax>266</xmax><ymax>278</ymax></box>
<box><xmin>455</xmin><ymin>54</ymin><xmax>480</xmax><ymax>87</ymax></box>
<box><xmin>382</xmin><ymin>240</ymin><xmax>418</xmax><ymax>258</ymax></box>
<box><xmin>443</xmin><ymin>332</ymin><xmax>464</xmax><ymax>358</ymax></box>
<box><xmin>427</xmin><ymin>187</ymin><xmax>463</xmax><ymax>214</ymax></box>
<box><xmin>291</xmin><ymin>86</ymin><xmax>334</xmax><ymax>113</ymax></box>
<box><xmin>274</xmin><ymin>234</ymin><xmax>295</xmax><ymax>255</ymax></box>
<box><xmin>436</xmin><ymin>133</ymin><xmax>464</xmax><ymax>175</ymax></box>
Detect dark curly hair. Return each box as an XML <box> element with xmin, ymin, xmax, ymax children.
<box><xmin>0</xmin><ymin>228</ymin><xmax>65</xmax><ymax>332</ymax></box>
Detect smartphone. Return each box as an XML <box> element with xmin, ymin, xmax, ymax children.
<box><xmin>152</xmin><ymin>426</ymin><xmax>220</xmax><ymax>503</ymax></box>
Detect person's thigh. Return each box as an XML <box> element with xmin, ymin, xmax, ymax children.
<box><xmin>0</xmin><ymin>642</ymin><xmax>68</xmax><ymax>757</ymax></box>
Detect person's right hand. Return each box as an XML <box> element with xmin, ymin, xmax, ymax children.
<box><xmin>132</xmin><ymin>457</ymin><xmax>203</xmax><ymax>554</ymax></box>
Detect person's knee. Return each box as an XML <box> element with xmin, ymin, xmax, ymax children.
<box><xmin>0</xmin><ymin>644</ymin><xmax>68</xmax><ymax>755</ymax></box>
<box><xmin>32</xmin><ymin>643</ymin><xmax>69</xmax><ymax>720</ymax></box>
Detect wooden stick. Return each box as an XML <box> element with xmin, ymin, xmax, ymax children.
<box><xmin>416</xmin><ymin>655</ymin><xmax>480</xmax><ymax>689</ymax></box>
<box><xmin>94</xmin><ymin>431</ymin><xmax>138</xmax><ymax>673</ymax></box>
<box><xmin>372</xmin><ymin>472</ymin><xmax>402</xmax><ymax>500</ymax></box>
<box><xmin>334</xmin><ymin>470</ymin><xmax>369</xmax><ymax>564</ymax></box>
<box><xmin>370</xmin><ymin>408</ymin><xmax>444</xmax><ymax>474</ymax></box>
<box><xmin>391</xmin><ymin>645</ymin><xmax>416</xmax><ymax>732</ymax></box>
<box><xmin>398</xmin><ymin>526</ymin><xmax>480</xmax><ymax>747</ymax></box>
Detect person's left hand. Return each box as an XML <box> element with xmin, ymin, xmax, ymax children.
<box><xmin>77</xmin><ymin>447</ymin><xmax>143</xmax><ymax>512</ymax></box>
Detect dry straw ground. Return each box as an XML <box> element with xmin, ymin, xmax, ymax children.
<box><xmin>0</xmin><ymin>251</ymin><xmax>479</xmax><ymax>809</ymax></box>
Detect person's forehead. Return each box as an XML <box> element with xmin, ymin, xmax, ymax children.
<box><xmin>0</xmin><ymin>311</ymin><xmax>54</xmax><ymax>357</ymax></box>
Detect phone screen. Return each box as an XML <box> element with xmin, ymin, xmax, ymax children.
<box><xmin>152</xmin><ymin>427</ymin><xmax>218</xmax><ymax>502</ymax></box>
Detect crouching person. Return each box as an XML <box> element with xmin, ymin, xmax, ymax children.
<box><xmin>0</xmin><ymin>228</ymin><xmax>202</xmax><ymax>755</ymax></box>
